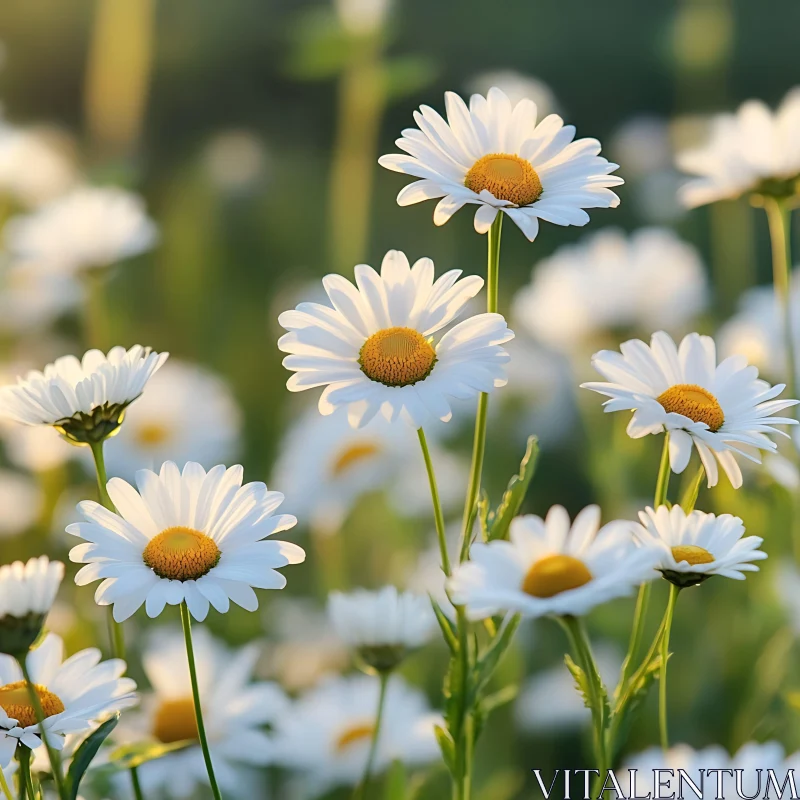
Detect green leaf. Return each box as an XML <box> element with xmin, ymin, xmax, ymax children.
<box><xmin>109</xmin><ymin>739</ymin><xmax>194</xmax><ymax>770</ymax></box>
<box><xmin>433</xmin><ymin>724</ymin><xmax>456</xmax><ymax>776</ymax></box>
<box><xmin>65</xmin><ymin>715</ymin><xmax>119</xmax><ymax>800</ymax></box>
<box><xmin>475</xmin><ymin>614</ymin><xmax>521</xmax><ymax>694</ymax></box>
<box><xmin>564</xmin><ymin>654</ymin><xmax>593</xmax><ymax>710</ymax></box>
<box><xmin>610</xmin><ymin>654</ymin><xmax>662</xmax><ymax>760</ymax></box>
<box><xmin>383</xmin><ymin>760</ymin><xmax>408</xmax><ymax>800</ymax></box>
<box><xmin>489</xmin><ymin>436</ymin><xmax>540</xmax><ymax>541</ymax></box>
<box><xmin>479</xmin><ymin>683</ymin><xmax>519</xmax><ymax>716</ymax></box>
<box><xmin>430</xmin><ymin>596</ymin><xmax>458</xmax><ymax>654</ymax></box>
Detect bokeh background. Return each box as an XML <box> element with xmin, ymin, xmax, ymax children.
<box><xmin>2</xmin><ymin>0</ymin><xmax>800</xmax><ymax>797</ymax></box>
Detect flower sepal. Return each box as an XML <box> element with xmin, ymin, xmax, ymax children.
<box><xmin>659</xmin><ymin>569</ymin><xmax>711</xmax><ymax>589</ymax></box>
<box><xmin>55</xmin><ymin>402</ymin><xmax>131</xmax><ymax>445</ymax></box>
<box><xmin>0</xmin><ymin>612</ymin><xmax>47</xmax><ymax>658</ymax></box>
<box><xmin>355</xmin><ymin>644</ymin><xmax>408</xmax><ymax>675</ymax></box>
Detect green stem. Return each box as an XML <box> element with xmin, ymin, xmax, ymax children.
<box><xmin>180</xmin><ymin>601</ymin><xmax>223</xmax><ymax>800</ymax></box>
<box><xmin>618</xmin><ymin>435</ymin><xmax>671</xmax><ymax>696</ymax></box>
<box><xmin>453</xmin><ymin>605</ymin><xmax>472</xmax><ymax>800</ymax></box>
<box><xmin>417</xmin><ymin>428</ymin><xmax>451</xmax><ymax>576</ymax></box>
<box><xmin>353</xmin><ymin>671</ymin><xmax>390</xmax><ymax>800</ymax></box>
<box><xmin>764</xmin><ymin>196</ymin><xmax>796</xmax><ymax>402</ymax></box>
<box><xmin>560</xmin><ymin>616</ymin><xmax>608</xmax><ymax>785</ymax></box>
<box><xmin>0</xmin><ymin>765</ymin><xmax>12</xmax><ymax>800</ymax></box>
<box><xmin>679</xmin><ymin>465</ymin><xmax>705</xmax><ymax>513</ymax></box>
<box><xmin>130</xmin><ymin>766</ymin><xmax>144</xmax><ymax>800</ymax></box>
<box><xmin>89</xmin><ymin>439</ymin><xmax>125</xmax><ymax>660</ymax></box>
<box><xmin>659</xmin><ymin>584</ymin><xmax>681</xmax><ymax>750</ymax></box>
<box><xmin>16</xmin><ymin>749</ymin><xmax>34</xmax><ymax>800</ymax></box>
<box><xmin>457</xmin><ymin>213</ymin><xmax>502</xmax><ymax>564</ymax></box>
<box><xmin>18</xmin><ymin>660</ymin><xmax>66</xmax><ymax>800</ymax></box>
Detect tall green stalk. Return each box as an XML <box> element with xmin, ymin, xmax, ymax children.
<box><xmin>16</xmin><ymin>749</ymin><xmax>34</xmax><ymax>800</ymax></box>
<box><xmin>180</xmin><ymin>601</ymin><xmax>223</xmax><ymax>800</ymax></box>
<box><xmin>353</xmin><ymin>671</ymin><xmax>389</xmax><ymax>800</ymax></box>
<box><xmin>88</xmin><ymin>439</ymin><xmax>126</xmax><ymax>661</ymax></box>
<box><xmin>418</xmin><ymin>428</ymin><xmax>451</xmax><ymax>576</ymax></box>
<box><xmin>659</xmin><ymin>584</ymin><xmax>681</xmax><ymax>749</ymax></box>
<box><xmin>0</xmin><ymin>765</ymin><xmax>11</xmax><ymax>800</ymax></box>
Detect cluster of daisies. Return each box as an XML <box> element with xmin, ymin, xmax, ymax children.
<box><xmin>0</xmin><ymin>78</ymin><xmax>798</xmax><ymax>800</ymax></box>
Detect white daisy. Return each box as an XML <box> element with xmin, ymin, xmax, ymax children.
<box><xmin>512</xmin><ymin>229</ymin><xmax>707</xmax><ymax>354</ymax></box>
<box><xmin>0</xmin><ymin>122</ymin><xmax>77</xmax><ymax>207</ymax></box>
<box><xmin>677</xmin><ymin>87</ymin><xmax>800</xmax><ymax>207</ymax></box>
<box><xmin>271</xmin><ymin>406</ymin><xmax>464</xmax><ymax>535</ymax></box>
<box><xmin>378</xmin><ymin>87</ymin><xmax>622</xmax><ymax>241</ymax></box>
<box><xmin>116</xmin><ymin>626</ymin><xmax>288</xmax><ymax>799</ymax></box>
<box><xmin>0</xmin><ymin>632</ymin><xmax>137</xmax><ymax>767</ymax></box>
<box><xmin>328</xmin><ymin>586</ymin><xmax>435</xmax><ymax>671</ymax></box>
<box><xmin>278</xmin><ymin>249</ymin><xmax>513</xmax><ymax>428</ymax></box>
<box><xmin>0</xmin><ymin>345</ymin><xmax>168</xmax><ymax>445</ymax></box>
<box><xmin>515</xmin><ymin>642</ymin><xmax>622</xmax><ymax>734</ymax></box>
<box><xmin>633</xmin><ymin>505</ymin><xmax>766</xmax><ymax>588</ymax></box>
<box><xmin>0</xmin><ymin>422</ymin><xmax>75</xmax><ymax>473</ymax></box>
<box><xmin>447</xmin><ymin>505</ymin><xmax>657</xmax><ymax>620</ymax></box>
<box><xmin>4</xmin><ymin>186</ymin><xmax>158</xmax><ymax>273</ymax></box>
<box><xmin>0</xmin><ymin>471</ymin><xmax>42</xmax><ymax>538</ymax></box>
<box><xmin>272</xmin><ymin>673</ymin><xmax>440</xmax><ymax>794</ymax></box>
<box><xmin>581</xmin><ymin>331</ymin><xmax>798</xmax><ymax>488</ymax></box>
<box><xmin>67</xmin><ymin>460</ymin><xmax>305</xmax><ymax>622</ymax></box>
<box><xmin>102</xmin><ymin>360</ymin><xmax>242</xmax><ymax>480</ymax></box>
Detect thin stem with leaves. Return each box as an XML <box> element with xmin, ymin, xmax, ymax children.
<box><xmin>353</xmin><ymin>671</ymin><xmax>390</xmax><ymax>800</ymax></box>
<box><xmin>659</xmin><ymin>583</ymin><xmax>681</xmax><ymax>750</ymax></box>
<box><xmin>180</xmin><ymin>601</ymin><xmax>223</xmax><ymax>800</ymax></box>
<box><xmin>418</xmin><ymin>428</ymin><xmax>451</xmax><ymax>576</ymax></box>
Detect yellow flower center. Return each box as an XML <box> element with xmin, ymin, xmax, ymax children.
<box><xmin>152</xmin><ymin>697</ymin><xmax>199</xmax><ymax>744</ymax></box>
<box><xmin>657</xmin><ymin>384</ymin><xmax>724</xmax><ymax>431</ymax></box>
<box><xmin>334</xmin><ymin>721</ymin><xmax>375</xmax><ymax>753</ymax></box>
<box><xmin>0</xmin><ymin>682</ymin><xmax>65</xmax><ymax>728</ymax></box>
<box><xmin>135</xmin><ymin>422</ymin><xmax>171</xmax><ymax>447</ymax></box>
<box><xmin>142</xmin><ymin>526</ymin><xmax>221</xmax><ymax>581</ymax></box>
<box><xmin>358</xmin><ymin>327</ymin><xmax>437</xmax><ymax>387</ymax></box>
<box><xmin>522</xmin><ymin>554</ymin><xmax>593</xmax><ymax>598</ymax></box>
<box><xmin>331</xmin><ymin>442</ymin><xmax>382</xmax><ymax>477</ymax></box>
<box><xmin>671</xmin><ymin>545</ymin><xmax>715</xmax><ymax>566</ymax></box>
<box><xmin>464</xmin><ymin>153</ymin><xmax>543</xmax><ymax>206</ymax></box>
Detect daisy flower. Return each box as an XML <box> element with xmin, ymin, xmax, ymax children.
<box><xmin>0</xmin><ymin>633</ymin><xmax>137</xmax><ymax>767</ymax></box>
<box><xmin>278</xmin><ymin>249</ymin><xmax>513</xmax><ymax>428</ymax></box>
<box><xmin>67</xmin><ymin>460</ymin><xmax>305</xmax><ymax>622</ymax></box>
<box><xmin>677</xmin><ymin>87</ymin><xmax>800</xmax><ymax>207</ymax></box>
<box><xmin>102</xmin><ymin>360</ymin><xmax>242</xmax><ymax>480</ymax></box>
<box><xmin>0</xmin><ymin>557</ymin><xmax>63</xmax><ymax>657</ymax></box>
<box><xmin>0</xmin><ymin>472</ymin><xmax>42</xmax><ymax>539</ymax></box>
<box><xmin>4</xmin><ymin>186</ymin><xmax>158</xmax><ymax>273</ymax></box>
<box><xmin>447</xmin><ymin>505</ymin><xmax>657</xmax><ymax>620</ymax></box>
<box><xmin>272</xmin><ymin>673</ymin><xmax>440</xmax><ymax>794</ymax></box>
<box><xmin>378</xmin><ymin>87</ymin><xmax>622</xmax><ymax>241</ymax></box>
<box><xmin>0</xmin><ymin>345</ymin><xmax>168</xmax><ymax>445</ymax></box>
<box><xmin>633</xmin><ymin>505</ymin><xmax>766</xmax><ymax>588</ymax></box>
<box><xmin>512</xmin><ymin>228</ymin><xmax>707</xmax><ymax>354</ymax></box>
<box><xmin>581</xmin><ymin>331</ymin><xmax>799</xmax><ymax>488</ymax></box>
<box><xmin>272</xmin><ymin>406</ymin><xmax>464</xmax><ymax>535</ymax></box>
<box><xmin>116</xmin><ymin>626</ymin><xmax>288</xmax><ymax>799</ymax></box>
<box><xmin>328</xmin><ymin>586</ymin><xmax>435</xmax><ymax>671</ymax></box>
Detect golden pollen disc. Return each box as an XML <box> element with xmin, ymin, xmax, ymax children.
<box><xmin>153</xmin><ymin>697</ymin><xmax>199</xmax><ymax>744</ymax></box>
<box><xmin>358</xmin><ymin>327</ymin><xmax>436</xmax><ymax>387</ymax></box>
<box><xmin>522</xmin><ymin>554</ymin><xmax>593</xmax><ymax>599</ymax></box>
<box><xmin>135</xmin><ymin>422</ymin><xmax>171</xmax><ymax>447</ymax></box>
<box><xmin>335</xmin><ymin>722</ymin><xmax>375</xmax><ymax>753</ymax></box>
<box><xmin>657</xmin><ymin>384</ymin><xmax>724</xmax><ymax>431</ymax></box>
<box><xmin>142</xmin><ymin>526</ymin><xmax>221</xmax><ymax>581</ymax></box>
<box><xmin>331</xmin><ymin>442</ymin><xmax>382</xmax><ymax>477</ymax></box>
<box><xmin>464</xmin><ymin>153</ymin><xmax>543</xmax><ymax>206</ymax></box>
<box><xmin>671</xmin><ymin>545</ymin><xmax>715</xmax><ymax>567</ymax></box>
<box><xmin>0</xmin><ymin>682</ymin><xmax>65</xmax><ymax>728</ymax></box>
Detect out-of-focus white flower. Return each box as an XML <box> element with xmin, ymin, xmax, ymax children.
<box><xmin>513</xmin><ymin>228</ymin><xmax>708</xmax><ymax>354</ymax></box>
<box><xmin>0</xmin><ymin>470</ymin><xmax>42</xmax><ymax>538</ymax></box>
<box><xmin>0</xmin><ymin>123</ymin><xmax>77</xmax><ymax>207</ymax></box>
<box><xmin>102</xmin><ymin>360</ymin><xmax>242</xmax><ymax>481</ymax></box>
<box><xmin>610</xmin><ymin>116</ymin><xmax>673</xmax><ymax>178</ymax></box>
<box><xmin>265</xmin><ymin>598</ymin><xmax>350</xmax><ymax>691</ymax></box>
<box><xmin>5</xmin><ymin>186</ymin><xmax>158</xmax><ymax>274</ymax></box>
<box><xmin>117</xmin><ymin>626</ymin><xmax>288</xmax><ymax>799</ymax></box>
<box><xmin>334</xmin><ymin>0</ymin><xmax>392</xmax><ymax>35</ymax></box>
<box><xmin>203</xmin><ymin>130</ymin><xmax>269</xmax><ymax>193</ymax></box>
<box><xmin>0</xmin><ymin>260</ymin><xmax>83</xmax><ymax>335</ymax></box>
<box><xmin>466</xmin><ymin>71</ymin><xmax>558</xmax><ymax>118</ymax></box>
<box><xmin>0</xmin><ymin>422</ymin><xmax>74</xmax><ymax>473</ymax></box>
<box><xmin>677</xmin><ymin>87</ymin><xmax>800</xmax><ymax>207</ymax></box>
<box><xmin>273</xmin><ymin>673</ymin><xmax>440</xmax><ymax>794</ymax></box>
<box><xmin>717</xmin><ymin>271</ymin><xmax>800</xmax><ymax>383</ymax></box>
<box><xmin>272</xmin><ymin>405</ymin><xmax>465</xmax><ymax>536</ymax></box>
<box><xmin>516</xmin><ymin>642</ymin><xmax>622</xmax><ymax>733</ymax></box>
